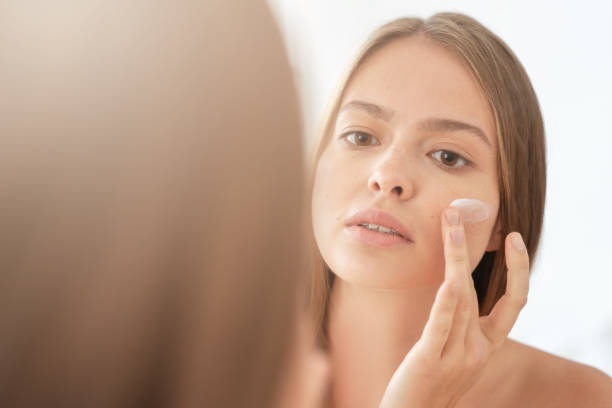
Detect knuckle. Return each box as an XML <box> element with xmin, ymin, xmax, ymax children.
<box><xmin>446</xmin><ymin>253</ymin><xmax>468</xmax><ymax>267</ymax></box>
<box><xmin>513</xmin><ymin>250</ymin><xmax>530</xmax><ymax>267</ymax></box>
<box><xmin>459</xmin><ymin>301</ymin><xmax>471</xmax><ymax>316</ymax></box>
<box><xmin>438</xmin><ymin>325</ymin><xmax>451</xmax><ymax>339</ymax></box>
<box><xmin>511</xmin><ymin>294</ymin><xmax>528</xmax><ymax>309</ymax></box>
<box><xmin>414</xmin><ymin>342</ymin><xmax>435</xmax><ymax>362</ymax></box>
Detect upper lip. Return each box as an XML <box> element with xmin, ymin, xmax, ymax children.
<box><xmin>345</xmin><ymin>208</ymin><xmax>413</xmax><ymax>242</ymax></box>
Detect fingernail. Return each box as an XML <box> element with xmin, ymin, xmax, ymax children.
<box><xmin>511</xmin><ymin>233</ymin><xmax>525</xmax><ymax>251</ymax></box>
<box><xmin>446</xmin><ymin>208</ymin><xmax>460</xmax><ymax>225</ymax></box>
<box><xmin>451</xmin><ymin>228</ymin><xmax>464</xmax><ymax>245</ymax></box>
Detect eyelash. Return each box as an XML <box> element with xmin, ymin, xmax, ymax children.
<box><xmin>341</xmin><ymin>131</ymin><xmax>380</xmax><ymax>147</ymax></box>
<box><xmin>340</xmin><ymin>130</ymin><xmax>472</xmax><ymax>172</ymax></box>
<box><xmin>430</xmin><ymin>150</ymin><xmax>472</xmax><ymax>171</ymax></box>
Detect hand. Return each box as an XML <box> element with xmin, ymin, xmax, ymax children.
<box><xmin>379</xmin><ymin>207</ymin><xmax>530</xmax><ymax>408</ymax></box>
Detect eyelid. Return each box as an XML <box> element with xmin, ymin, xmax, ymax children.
<box><xmin>430</xmin><ymin>149</ymin><xmax>472</xmax><ymax>171</ymax></box>
<box><xmin>427</xmin><ymin>140</ymin><xmax>476</xmax><ymax>161</ymax></box>
<box><xmin>339</xmin><ymin>129</ymin><xmax>381</xmax><ymax>146</ymax></box>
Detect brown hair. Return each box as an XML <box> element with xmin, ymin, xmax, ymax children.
<box><xmin>309</xmin><ymin>12</ymin><xmax>546</xmax><ymax>345</ymax></box>
<box><xmin>0</xmin><ymin>1</ymin><xmax>303</xmax><ymax>407</ymax></box>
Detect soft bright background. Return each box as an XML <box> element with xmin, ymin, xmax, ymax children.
<box><xmin>269</xmin><ymin>0</ymin><xmax>612</xmax><ymax>375</ymax></box>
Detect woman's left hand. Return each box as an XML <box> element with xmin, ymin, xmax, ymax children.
<box><xmin>379</xmin><ymin>207</ymin><xmax>530</xmax><ymax>408</ymax></box>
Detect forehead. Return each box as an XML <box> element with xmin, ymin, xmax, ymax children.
<box><xmin>340</xmin><ymin>36</ymin><xmax>496</xmax><ymax>147</ymax></box>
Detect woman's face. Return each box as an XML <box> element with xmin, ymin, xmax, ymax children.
<box><xmin>312</xmin><ymin>36</ymin><xmax>501</xmax><ymax>289</ymax></box>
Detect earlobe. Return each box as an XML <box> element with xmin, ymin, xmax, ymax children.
<box><xmin>485</xmin><ymin>218</ymin><xmax>502</xmax><ymax>251</ymax></box>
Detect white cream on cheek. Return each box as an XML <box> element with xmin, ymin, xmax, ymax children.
<box><xmin>449</xmin><ymin>198</ymin><xmax>491</xmax><ymax>223</ymax></box>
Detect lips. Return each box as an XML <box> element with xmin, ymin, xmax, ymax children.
<box><xmin>345</xmin><ymin>208</ymin><xmax>413</xmax><ymax>243</ymax></box>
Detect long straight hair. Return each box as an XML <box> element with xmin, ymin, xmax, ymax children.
<box><xmin>308</xmin><ymin>13</ymin><xmax>546</xmax><ymax>345</ymax></box>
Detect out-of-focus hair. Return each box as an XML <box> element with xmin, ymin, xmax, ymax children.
<box><xmin>0</xmin><ymin>1</ymin><xmax>303</xmax><ymax>407</ymax></box>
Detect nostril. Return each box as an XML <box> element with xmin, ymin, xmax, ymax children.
<box><xmin>392</xmin><ymin>186</ymin><xmax>403</xmax><ymax>195</ymax></box>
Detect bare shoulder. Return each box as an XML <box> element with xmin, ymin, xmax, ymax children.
<box><xmin>501</xmin><ymin>339</ymin><xmax>612</xmax><ymax>407</ymax></box>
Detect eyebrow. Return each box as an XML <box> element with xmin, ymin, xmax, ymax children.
<box><xmin>339</xmin><ymin>99</ymin><xmax>492</xmax><ymax>149</ymax></box>
<box><xmin>417</xmin><ymin>118</ymin><xmax>492</xmax><ymax>149</ymax></box>
<box><xmin>339</xmin><ymin>100</ymin><xmax>394</xmax><ymax>121</ymax></box>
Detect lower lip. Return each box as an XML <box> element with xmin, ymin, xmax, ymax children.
<box><xmin>345</xmin><ymin>225</ymin><xmax>412</xmax><ymax>248</ymax></box>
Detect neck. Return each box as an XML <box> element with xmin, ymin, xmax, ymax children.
<box><xmin>327</xmin><ymin>278</ymin><xmax>439</xmax><ymax>408</ymax></box>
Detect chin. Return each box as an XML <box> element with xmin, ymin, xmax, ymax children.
<box><xmin>324</xmin><ymin>246</ymin><xmax>444</xmax><ymax>290</ymax></box>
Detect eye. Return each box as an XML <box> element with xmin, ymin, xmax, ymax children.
<box><xmin>343</xmin><ymin>131</ymin><xmax>380</xmax><ymax>147</ymax></box>
<box><xmin>430</xmin><ymin>150</ymin><xmax>470</xmax><ymax>169</ymax></box>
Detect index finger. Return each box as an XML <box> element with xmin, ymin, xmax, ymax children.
<box><xmin>441</xmin><ymin>207</ymin><xmax>471</xmax><ymax>286</ymax></box>
<box><xmin>442</xmin><ymin>208</ymin><xmax>478</xmax><ymax>319</ymax></box>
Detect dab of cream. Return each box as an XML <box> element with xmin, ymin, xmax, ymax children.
<box><xmin>450</xmin><ymin>198</ymin><xmax>491</xmax><ymax>224</ymax></box>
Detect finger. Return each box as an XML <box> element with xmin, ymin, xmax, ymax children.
<box><xmin>441</xmin><ymin>208</ymin><xmax>471</xmax><ymax>286</ymax></box>
<box><xmin>420</xmin><ymin>280</ymin><xmax>459</xmax><ymax>357</ymax></box>
<box><xmin>443</xmin><ymin>276</ymin><xmax>482</xmax><ymax>357</ymax></box>
<box><xmin>440</xmin><ymin>208</ymin><xmax>480</xmax><ymax>355</ymax></box>
<box><xmin>442</xmin><ymin>208</ymin><xmax>478</xmax><ymax>316</ymax></box>
<box><xmin>442</xmin><ymin>208</ymin><xmax>476</xmax><ymax>304</ymax></box>
<box><xmin>440</xmin><ymin>295</ymin><xmax>471</xmax><ymax>358</ymax></box>
<box><xmin>480</xmin><ymin>232</ymin><xmax>530</xmax><ymax>347</ymax></box>
<box><xmin>464</xmin><ymin>313</ymin><xmax>486</xmax><ymax>362</ymax></box>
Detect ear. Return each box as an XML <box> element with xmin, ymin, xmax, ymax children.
<box><xmin>485</xmin><ymin>217</ymin><xmax>502</xmax><ymax>251</ymax></box>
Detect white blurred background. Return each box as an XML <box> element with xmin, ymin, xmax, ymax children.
<box><xmin>269</xmin><ymin>0</ymin><xmax>612</xmax><ymax>375</ymax></box>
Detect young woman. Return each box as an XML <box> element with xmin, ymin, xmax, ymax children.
<box><xmin>308</xmin><ymin>13</ymin><xmax>612</xmax><ymax>407</ymax></box>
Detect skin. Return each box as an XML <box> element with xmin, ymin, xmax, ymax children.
<box><xmin>313</xmin><ymin>37</ymin><xmax>501</xmax><ymax>292</ymax></box>
<box><xmin>311</xmin><ymin>35</ymin><xmax>612</xmax><ymax>407</ymax></box>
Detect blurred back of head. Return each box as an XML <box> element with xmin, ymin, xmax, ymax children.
<box><xmin>0</xmin><ymin>1</ymin><xmax>303</xmax><ymax>407</ymax></box>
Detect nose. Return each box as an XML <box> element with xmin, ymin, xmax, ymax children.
<box><xmin>367</xmin><ymin>153</ymin><xmax>414</xmax><ymax>201</ymax></box>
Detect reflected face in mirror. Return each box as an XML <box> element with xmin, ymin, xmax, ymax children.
<box><xmin>312</xmin><ymin>36</ymin><xmax>501</xmax><ymax>289</ymax></box>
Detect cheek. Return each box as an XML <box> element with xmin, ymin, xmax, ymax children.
<box><xmin>311</xmin><ymin>152</ymin><xmax>345</xmax><ymax>251</ymax></box>
<box><xmin>462</xmin><ymin>185</ymin><xmax>501</xmax><ymax>267</ymax></box>
<box><xmin>419</xmin><ymin>206</ymin><xmax>446</xmax><ymax>271</ymax></box>
<box><xmin>464</xmin><ymin>212</ymin><xmax>499</xmax><ymax>267</ymax></box>
<box><xmin>311</xmin><ymin>153</ymin><xmax>335</xmax><ymax>226</ymax></box>
<box><xmin>311</xmin><ymin>149</ymin><xmax>364</xmax><ymax>227</ymax></box>
<box><xmin>420</xmin><ymin>193</ymin><xmax>499</xmax><ymax>273</ymax></box>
